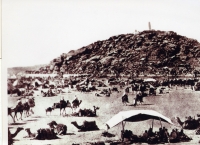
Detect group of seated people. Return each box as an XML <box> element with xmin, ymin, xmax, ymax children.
<box><xmin>121</xmin><ymin>127</ymin><xmax>191</xmax><ymax>144</ymax></box>
<box><xmin>185</xmin><ymin>116</ymin><xmax>196</xmax><ymax>123</ymax></box>
<box><xmin>41</xmin><ymin>87</ymin><xmax>62</xmax><ymax>97</ymax></box>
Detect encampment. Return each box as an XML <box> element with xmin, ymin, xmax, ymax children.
<box><xmin>105</xmin><ymin>110</ymin><xmax>173</xmax><ymax>130</ymax></box>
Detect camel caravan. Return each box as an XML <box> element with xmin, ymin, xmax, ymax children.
<box><xmin>8</xmin><ymin>97</ymin><xmax>35</xmax><ymax>123</ymax></box>
<box><xmin>7</xmin><ymin>73</ymin><xmax>200</xmax><ymax>144</ymax></box>
<box><xmin>7</xmin><ymin>75</ymin><xmax>105</xmax><ymax>119</ymax></box>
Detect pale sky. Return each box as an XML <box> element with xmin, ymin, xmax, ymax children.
<box><xmin>2</xmin><ymin>0</ymin><xmax>200</xmax><ymax>67</ymax></box>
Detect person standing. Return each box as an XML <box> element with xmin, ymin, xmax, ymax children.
<box><xmin>60</xmin><ymin>96</ymin><xmax>65</xmax><ymax>103</ymax></box>
<box><xmin>17</xmin><ymin>98</ymin><xmax>22</xmax><ymax>106</ymax></box>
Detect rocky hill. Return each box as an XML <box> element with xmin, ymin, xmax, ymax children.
<box><xmin>25</xmin><ymin>30</ymin><xmax>200</xmax><ymax>77</ymax></box>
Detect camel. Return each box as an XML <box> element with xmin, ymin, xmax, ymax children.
<box><xmin>23</xmin><ymin>102</ymin><xmax>30</xmax><ymax>118</ymax></box>
<box><xmin>176</xmin><ymin>117</ymin><xmax>200</xmax><ymax>129</ymax></box>
<box><xmin>23</xmin><ymin>90</ymin><xmax>34</xmax><ymax>97</ymax></box>
<box><xmin>28</xmin><ymin>98</ymin><xmax>35</xmax><ymax>114</ymax></box>
<box><xmin>111</xmin><ymin>87</ymin><xmax>119</xmax><ymax>93</ymax></box>
<box><xmin>46</xmin><ymin>107</ymin><xmax>54</xmax><ymax>115</ymax></box>
<box><xmin>122</xmin><ymin>94</ymin><xmax>129</xmax><ymax>106</ymax></box>
<box><xmin>24</xmin><ymin>128</ymin><xmax>59</xmax><ymax>140</ymax></box>
<box><xmin>71</xmin><ymin>120</ymin><xmax>99</xmax><ymax>132</ymax></box>
<box><xmin>8</xmin><ymin>107</ymin><xmax>15</xmax><ymax>123</ymax></box>
<box><xmin>95</xmin><ymin>93</ymin><xmax>102</xmax><ymax>97</ymax></box>
<box><xmin>41</xmin><ymin>90</ymin><xmax>56</xmax><ymax>97</ymax></box>
<box><xmin>133</xmin><ymin>93</ymin><xmax>144</xmax><ymax>106</ymax></box>
<box><xmin>35</xmin><ymin>128</ymin><xmax>59</xmax><ymax>140</ymax></box>
<box><xmin>47</xmin><ymin>121</ymin><xmax>67</xmax><ymax>135</ymax></box>
<box><xmin>8</xmin><ymin>127</ymin><xmax>24</xmax><ymax>145</ymax></box>
<box><xmin>41</xmin><ymin>90</ymin><xmax>48</xmax><ymax>97</ymax></box>
<box><xmin>74</xmin><ymin>106</ymin><xmax>100</xmax><ymax>117</ymax></box>
<box><xmin>100</xmin><ymin>89</ymin><xmax>110</xmax><ymax>96</ymax></box>
<box><xmin>72</xmin><ymin>99</ymin><xmax>82</xmax><ymax>112</ymax></box>
<box><xmin>13</xmin><ymin>104</ymin><xmax>24</xmax><ymax>121</ymax></box>
<box><xmin>8</xmin><ymin>88</ymin><xmax>22</xmax><ymax>97</ymax></box>
<box><xmin>52</xmin><ymin>100</ymin><xmax>72</xmax><ymax>116</ymax></box>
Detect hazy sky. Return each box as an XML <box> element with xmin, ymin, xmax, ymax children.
<box><xmin>2</xmin><ymin>0</ymin><xmax>200</xmax><ymax>67</ymax></box>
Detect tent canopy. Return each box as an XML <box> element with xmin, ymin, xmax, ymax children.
<box><xmin>106</xmin><ymin>110</ymin><xmax>173</xmax><ymax>129</ymax></box>
<box><xmin>31</xmin><ymin>79</ymin><xmax>42</xmax><ymax>86</ymax></box>
<box><xmin>144</xmin><ymin>78</ymin><xmax>156</xmax><ymax>82</ymax></box>
<box><xmin>35</xmin><ymin>79</ymin><xmax>42</xmax><ymax>85</ymax></box>
<box><xmin>13</xmin><ymin>80</ymin><xmax>19</xmax><ymax>86</ymax></box>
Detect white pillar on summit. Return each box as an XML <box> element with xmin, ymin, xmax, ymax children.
<box><xmin>148</xmin><ymin>22</ymin><xmax>151</xmax><ymax>30</ymax></box>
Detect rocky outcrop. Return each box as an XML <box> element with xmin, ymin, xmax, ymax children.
<box><xmin>26</xmin><ymin>30</ymin><xmax>200</xmax><ymax>77</ymax></box>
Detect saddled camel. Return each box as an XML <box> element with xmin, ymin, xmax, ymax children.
<box><xmin>122</xmin><ymin>94</ymin><xmax>129</xmax><ymax>106</ymax></box>
<box><xmin>133</xmin><ymin>93</ymin><xmax>144</xmax><ymax>106</ymax></box>
<box><xmin>28</xmin><ymin>98</ymin><xmax>35</xmax><ymax>114</ymax></box>
<box><xmin>72</xmin><ymin>99</ymin><xmax>82</xmax><ymax>112</ymax></box>
<box><xmin>23</xmin><ymin>102</ymin><xmax>30</xmax><ymax>118</ymax></box>
<box><xmin>13</xmin><ymin>104</ymin><xmax>24</xmax><ymax>121</ymax></box>
<box><xmin>52</xmin><ymin>100</ymin><xmax>72</xmax><ymax>116</ymax></box>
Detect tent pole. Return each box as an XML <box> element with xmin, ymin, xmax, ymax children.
<box><xmin>152</xmin><ymin>119</ymin><xmax>154</xmax><ymax>132</ymax></box>
<box><xmin>121</xmin><ymin>121</ymin><xmax>125</xmax><ymax>142</ymax></box>
<box><xmin>122</xmin><ymin>121</ymin><xmax>124</xmax><ymax>132</ymax></box>
<box><xmin>159</xmin><ymin>118</ymin><xmax>162</xmax><ymax>128</ymax></box>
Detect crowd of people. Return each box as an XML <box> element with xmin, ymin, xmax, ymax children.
<box><xmin>122</xmin><ymin>127</ymin><xmax>191</xmax><ymax>144</ymax></box>
<box><xmin>8</xmin><ymin>75</ymin><xmax>199</xmax><ymax>144</ymax></box>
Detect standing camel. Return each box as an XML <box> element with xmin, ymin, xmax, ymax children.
<box><xmin>13</xmin><ymin>104</ymin><xmax>24</xmax><ymax>121</ymax></box>
<box><xmin>23</xmin><ymin>102</ymin><xmax>30</xmax><ymax>118</ymax></box>
<box><xmin>28</xmin><ymin>97</ymin><xmax>35</xmax><ymax>114</ymax></box>
<box><xmin>72</xmin><ymin>100</ymin><xmax>82</xmax><ymax>112</ymax></box>
<box><xmin>53</xmin><ymin>100</ymin><xmax>72</xmax><ymax>116</ymax></box>
<box><xmin>122</xmin><ymin>94</ymin><xmax>129</xmax><ymax>106</ymax></box>
<box><xmin>8</xmin><ymin>108</ymin><xmax>15</xmax><ymax>123</ymax></box>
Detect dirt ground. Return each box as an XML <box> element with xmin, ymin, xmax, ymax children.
<box><xmin>8</xmin><ymin>83</ymin><xmax>200</xmax><ymax>145</ymax></box>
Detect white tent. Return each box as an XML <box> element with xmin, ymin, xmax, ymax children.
<box><xmin>13</xmin><ymin>80</ymin><xmax>19</xmax><ymax>86</ymax></box>
<box><xmin>105</xmin><ymin>110</ymin><xmax>173</xmax><ymax>130</ymax></box>
<box><xmin>34</xmin><ymin>79</ymin><xmax>42</xmax><ymax>85</ymax></box>
<box><xmin>29</xmin><ymin>79</ymin><xmax>43</xmax><ymax>87</ymax></box>
<box><xmin>144</xmin><ymin>78</ymin><xmax>156</xmax><ymax>82</ymax></box>
<box><xmin>49</xmin><ymin>81</ymin><xmax>56</xmax><ymax>86</ymax></box>
<box><xmin>10</xmin><ymin>74</ymin><xmax>17</xmax><ymax>79</ymax></box>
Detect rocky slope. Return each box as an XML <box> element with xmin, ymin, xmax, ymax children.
<box><xmin>27</xmin><ymin>30</ymin><xmax>200</xmax><ymax>77</ymax></box>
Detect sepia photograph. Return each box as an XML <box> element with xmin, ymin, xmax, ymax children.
<box><xmin>2</xmin><ymin>0</ymin><xmax>200</xmax><ymax>144</ymax></box>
